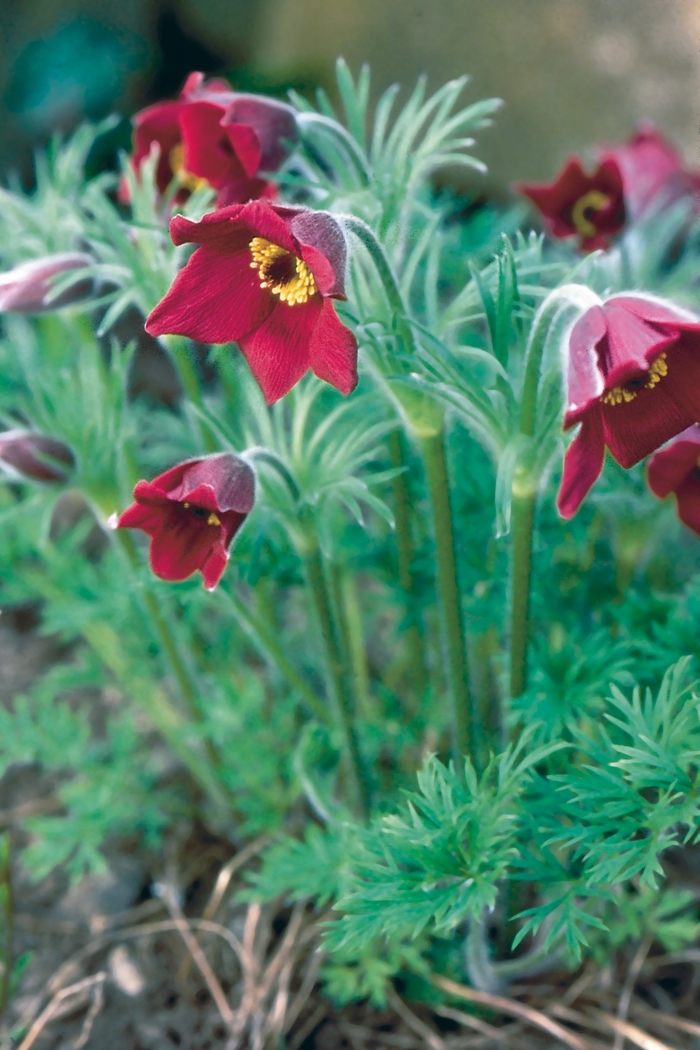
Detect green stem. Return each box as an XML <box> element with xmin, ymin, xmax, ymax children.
<box><xmin>0</xmin><ymin>834</ymin><xmax>12</xmax><ymax>1017</ymax></box>
<box><xmin>388</xmin><ymin>429</ymin><xmax>429</xmax><ymax>702</ymax></box>
<box><xmin>224</xmin><ymin>588</ymin><xmax>330</xmax><ymax>725</ymax></box>
<box><xmin>509</xmin><ymin>285</ymin><xmax>600</xmax><ymax>704</ymax></box>
<box><xmin>508</xmin><ymin>490</ymin><xmax>536</xmax><ymax>701</ymax></box>
<box><xmin>160</xmin><ymin>335</ymin><xmax>217</xmax><ymax>452</ymax></box>
<box><xmin>419</xmin><ymin>430</ymin><xmax>473</xmax><ymax>769</ymax></box>
<box><xmin>341</xmin><ymin>216</ymin><xmax>414</xmax><ymax>349</ymax></box>
<box><xmin>117</xmin><ymin>531</ymin><xmax>222</xmax><ymax>771</ymax></box>
<box><xmin>304</xmin><ymin>537</ymin><xmax>370</xmax><ymax>818</ymax></box>
<box><xmin>338</xmin><ymin>568</ymin><xmax>373</xmax><ymax>722</ymax></box>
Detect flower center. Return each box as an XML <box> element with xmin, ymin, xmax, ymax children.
<box><xmin>601</xmin><ymin>352</ymin><xmax>668</xmax><ymax>406</ymax></box>
<box><xmin>168</xmin><ymin>144</ymin><xmax>210</xmax><ymax>194</ymax></box>
<box><xmin>249</xmin><ymin>237</ymin><xmax>317</xmax><ymax>306</ymax></box>
<box><xmin>182</xmin><ymin>501</ymin><xmax>220</xmax><ymax>526</ymax></box>
<box><xmin>571</xmin><ymin>190</ymin><xmax>611</xmax><ymax>238</ymax></box>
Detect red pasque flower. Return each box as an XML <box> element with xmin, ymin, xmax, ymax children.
<box><xmin>116</xmin><ymin>453</ymin><xmax>255</xmax><ymax>590</ymax></box>
<box><xmin>0</xmin><ymin>430</ymin><xmax>75</xmax><ymax>482</ymax></box>
<box><xmin>0</xmin><ymin>253</ymin><xmax>93</xmax><ymax>312</ymax></box>
<box><xmin>599</xmin><ymin>123</ymin><xmax>700</xmax><ymax>220</ymax></box>
<box><xmin>145</xmin><ymin>200</ymin><xmax>358</xmax><ymax>404</ymax></box>
<box><xmin>647</xmin><ymin>425</ymin><xmax>700</xmax><ymax>534</ymax></box>
<box><xmin>516</xmin><ymin>158</ymin><xmax>626</xmax><ymax>251</ymax></box>
<box><xmin>557</xmin><ymin>295</ymin><xmax>700</xmax><ymax>519</ymax></box>
<box><xmin>128</xmin><ymin>72</ymin><xmax>297</xmax><ymax>205</ymax></box>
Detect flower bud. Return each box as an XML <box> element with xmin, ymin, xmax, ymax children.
<box><xmin>0</xmin><ymin>253</ymin><xmax>94</xmax><ymax>313</ymax></box>
<box><xmin>0</xmin><ymin>430</ymin><xmax>76</xmax><ymax>482</ymax></box>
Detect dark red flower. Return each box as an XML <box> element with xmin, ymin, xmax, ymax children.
<box><xmin>598</xmin><ymin>123</ymin><xmax>700</xmax><ymax>220</ymax></box>
<box><xmin>647</xmin><ymin>426</ymin><xmax>700</xmax><ymax>534</ymax></box>
<box><xmin>516</xmin><ymin>158</ymin><xmax>626</xmax><ymax>251</ymax></box>
<box><xmin>116</xmin><ymin>453</ymin><xmax>255</xmax><ymax>589</ymax></box>
<box><xmin>145</xmin><ymin>200</ymin><xmax>358</xmax><ymax>404</ymax></box>
<box><xmin>128</xmin><ymin>72</ymin><xmax>297</xmax><ymax>205</ymax></box>
<box><xmin>557</xmin><ymin>295</ymin><xmax>700</xmax><ymax>518</ymax></box>
<box><xmin>0</xmin><ymin>253</ymin><xmax>93</xmax><ymax>312</ymax></box>
<box><xmin>0</xmin><ymin>430</ymin><xmax>75</xmax><ymax>482</ymax></box>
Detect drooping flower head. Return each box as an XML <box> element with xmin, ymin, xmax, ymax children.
<box><xmin>128</xmin><ymin>72</ymin><xmax>298</xmax><ymax>206</ymax></box>
<box><xmin>557</xmin><ymin>295</ymin><xmax>700</xmax><ymax>518</ymax></box>
<box><xmin>0</xmin><ymin>430</ymin><xmax>75</xmax><ymax>482</ymax></box>
<box><xmin>0</xmin><ymin>253</ymin><xmax>93</xmax><ymax>313</ymax></box>
<box><xmin>116</xmin><ymin>453</ymin><xmax>255</xmax><ymax>590</ymax></box>
<box><xmin>647</xmin><ymin>426</ymin><xmax>700</xmax><ymax>535</ymax></box>
<box><xmin>516</xmin><ymin>158</ymin><xmax>626</xmax><ymax>251</ymax></box>
<box><xmin>146</xmin><ymin>200</ymin><xmax>358</xmax><ymax>404</ymax></box>
<box><xmin>598</xmin><ymin>123</ymin><xmax>700</xmax><ymax>221</ymax></box>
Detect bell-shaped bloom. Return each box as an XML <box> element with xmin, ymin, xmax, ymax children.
<box><xmin>146</xmin><ymin>200</ymin><xmax>358</xmax><ymax>404</ymax></box>
<box><xmin>0</xmin><ymin>253</ymin><xmax>93</xmax><ymax>313</ymax></box>
<box><xmin>116</xmin><ymin>453</ymin><xmax>255</xmax><ymax>590</ymax></box>
<box><xmin>557</xmin><ymin>295</ymin><xmax>700</xmax><ymax>518</ymax></box>
<box><xmin>647</xmin><ymin>425</ymin><xmax>700</xmax><ymax>534</ymax></box>
<box><xmin>0</xmin><ymin>430</ymin><xmax>75</xmax><ymax>482</ymax></box>
<box><xmin>516</xmin><ymin>158</ymin><xmax>626</xmax><ymax>251</ymax></box>
<box><xmin>128</xmin><ymin>72</ymin><xmax>297</xmax><ymax>206</ymax></box>
<box><xmin>599</xmin><ymin>123</ymin><xmax>700</xmax><ymax>221</ymax></box>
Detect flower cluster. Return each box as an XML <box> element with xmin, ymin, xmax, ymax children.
<box><xmin>517</xmin><ymin>125</ymin><xmax>700</xmax><ymax>251</ymax></box>
<box><xmin>127</xmin><ymin>72</ymin><xmax>298</xmax><ymax>207</ymax></box>
<box><xmin>557</xmin><ymin>294</ymin><xmax>700</xmax><ymax>531</ymax></box>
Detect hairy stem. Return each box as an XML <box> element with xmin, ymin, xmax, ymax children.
<box><xmin>509</xmin><ymin>490</ymin><xmax>536</xmax><ymax>701</ymax></box>
<box><xmin>388</xmin><ymin>430</ymin><xmax>429</xmax><ymax>703</ymax></box>
<box><xmin>160</xmin><ymin>335</ymin><xmax>217</xmax><ymax>453</ymax></box>
<box><xmin>419</xmin><ymin>430</ymin><xmax>473</xmax><ymax>768</ymax></box>
<box><xmin>304</xmin><ymin>541</ymin><xmax>370</xmax><ymax>818</ymax></box>
<box><xmin>224</xmin><ymin>588</ymin><xmax>330</xmax><ymax>725</ymax></box>
<box><xmin>0</xmin><ymin>835</ymin><xmax>12</xmax><ymax>1017</ymax></box>
<box><xmin>117</xmin><ymin>530</ymin><xmax>222</xmax><ymax>771</ymax></box>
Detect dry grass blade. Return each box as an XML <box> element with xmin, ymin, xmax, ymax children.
<box><xmin>614</xmin><ymin>936</ymin><xmax>652</xmax><ymax>1050</ymax></box>
<box><xmin>156</xmin><ymin>884</ymin><xmax>236</xmax><ymax>1034</ymax></box>
<box><xmin>72</xmin><ymin>977</ymin><xmax>104</xmax><ymax>1048</ymax></box>
<box><xmin>387</xmin><ymin>986</ymin><xmax>446</xmax><ymax>1050</ymax></box>
<box><xmin>599</xmin><ymin>1015</ymin><xmax>680</xmax><ymax>1050</ymax></box>
<box><xmin>203</xmin><ymin>836</ymin><xmax>271</xmax><ymax>923</ymax></box>
<box><xmin>432</xmin><ymin>975</ymin><xmax>594</xmax><ymax>1050</ymax></box>
<box><xmin>283</xmin><ymin>948</ymin><xmax>325</xmax><ymax>1036</ymax></box>
<box><xmin>434</xmin><ymin>1004</ymin><xmax>511</xmax><ymax>1042</ymax></box>
<box><xmin>632</xmin><ymin>1006</ymin><xmax>700</xmax><ymax>1039</ymax></box>
<box><xmin>16</xmin><ymin>972</ymin><xmax>106</xmax><ymax>1050</ymax></box>
<box><xmin>288</xmin><ymin>1003</ymin><xmax>326</xmax><ymax>1050</ymax></box>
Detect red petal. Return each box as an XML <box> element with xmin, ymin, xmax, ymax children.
<box><xmin>169</xmin><ymin>200</ymin><xmax>296</xmax><ymax>254</ymax></box>
<box><xmin>290</xmin><ymin>211</ymin><xmax>348</xmax><ymax>297</ymax></box>
<box><xmin>239</xmin><ymin>299</ymin><xmax>320</xmax><ymax>403</ymax></box>
<box><xmin>602</xmin><ymin>382</ymin><xmax>690</xmax><ymax>468</ymax></box>
<box><xmin>200</xmin><ymin>542</ymin><xmax>230</xmax><ymax>589</ymax></box>
<box><xmin>117</xmin><ymin>500</ymin><xmax>167</xmax><ymax>534</ymax></box>
<box><xmin>557</xmin><ymin>412</ymin><xmax>606</xmax><ymax>518</ymax></box>
<box><xmin>307</xmin><ymin>299</ymin><xmax>358</xmax><ymax>395</ymax></box>
<box><xmin>179</xmin><ymin>101</ymin><xmax>245</xmax><ymax>187</ymax></box>
<box><xmin>675</xmin><ymin>475</ymin><xmax>700</xmax><ymax>535</ymax></box>
<box><xmin>177</xmin><ymin>454</ymin><xmax>256</xmax><ymax>513</ymax></box>
<box><xmin>222</xmin><ymin>95</ymin><xmax>297</xmax><ymax>172</ymax></box>
<box><xmin>148</xmin><ymin>510</ymin><xmax>221</xmax><ymax>582</ymax></box>
<box><xmin>601</xmin><ymin>124</ymin><xmax>684</xmax><ymax>219</ymax></box>
<box><xmin>221</xmin><ymin>121</ymin><xmax>262</xmax><ymax>179</ymax></box>
<box><xmin>146</xmin><ymin>245</ymin><xmax>272</xmax><ymax>344</ymax></box>
<box><xmin>647</xmin><ymin>426</ymin><xmax>700</xmax><ymax>499</ymax></box>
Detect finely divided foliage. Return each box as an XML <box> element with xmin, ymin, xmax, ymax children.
<box><xmin>2</xmin><ymin>55</ymin><xmax>700</xmax><ymax>1020</ymax></box>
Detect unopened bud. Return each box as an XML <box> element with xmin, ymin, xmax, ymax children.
<box><xmin>0</xmin><ymin>253</ymin><xmax>94</xmax><ymax>313</ymax></box>
<box><xmin>0</xmin><ymin>430</ymin><xmax>75</xmax><ymax>482</ymax></box>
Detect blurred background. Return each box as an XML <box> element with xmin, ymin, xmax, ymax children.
<box><xmin>0</xmin><ymin>0</ymin><xmax>698</xmax><ymax>195</ymax></box>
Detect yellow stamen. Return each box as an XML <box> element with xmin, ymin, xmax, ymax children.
<box><xmin>249</xmin><ymin>236</ymin><xmax>317</xmax><ymax>306</ymax></box>
<box><xmin>183</xmin><ymin>501</ymin><xmax>190</xmax><ymax>508</ymax></box>
<box><xmin>571</xmin><ymin>190</ymin><xmax>611</xmax><ymax>238</ymax></box>
<box><xmin>601</xmin><ymin>352</ymin><xmax>668</xmax><ymax>406</ymax></box>
<box><xmin>207</xmin><ymin>512</ymin><xmax>221</xmax><ymax>526</ymax></box>
<box><xmin>169</xmin><ymin>143</ymin><xmax>210</xmax><ymax>194</ymax></box>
